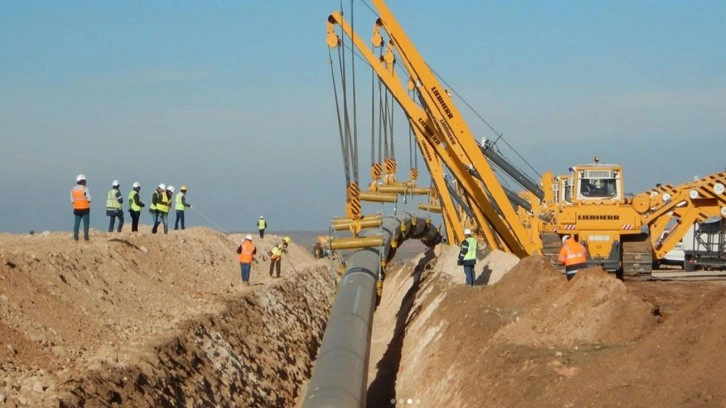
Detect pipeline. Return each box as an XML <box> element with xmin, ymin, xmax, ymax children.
<box><xmin>302</xmin><ymin>214</ymin><xmax>442</xmax><ymax>408</ymax></box>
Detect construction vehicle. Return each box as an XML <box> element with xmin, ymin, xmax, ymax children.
<box><xmin>312</xmin><ymin>235</ymin><xmax>336</xmax><ymax>259</ymax></box>
<box><xmin>326</xmin><ymin>0</ymin><xmax>726</xmax><ymax>279</ymax></box>
<box><xmin>660</xmin><ymin>216</ymin><xmax>726</xmax><ymax>271</ymax></box>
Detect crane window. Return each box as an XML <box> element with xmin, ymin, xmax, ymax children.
<box><xmin>580</xmin><ymin>177</ymin><xmax>618</xmax><ymax>198</ymax></box>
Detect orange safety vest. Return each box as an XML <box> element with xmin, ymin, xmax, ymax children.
<box><xmin>239</xmin><ymin>241</ymin><xmax>256</xmax><ymax>263</ymax></box>
<box><xmin>71</xmin><ymin>186</ymin><xmax>90</xmax><ymax>210</ymax></box>
<box><xmin>558</xmin><ymin>240</ymin><xmax>588</xmax><ymax>266</ymax></box>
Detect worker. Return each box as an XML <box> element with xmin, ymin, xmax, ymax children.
<box><xmin>457</xmin><ymin>228</ymin><xmax>478</xmax><ymax>286</ymax></box>
<box><xmin>105</xmin><ymin>180</ymin><xmax>124</xmax><ymax>233</ymax></box>
<box><xmin>127</xmin><ymin>182</ymin><xmax>145</xmax><ymax>232</ymax></box>
<box><xmin>150</xmin><ymin>183</ymin><xmax>165</xmax><ymax>230</ymax></box>
<box><xmin>152</xmin><ymin>185</ymin><xmax>172</xmax><ymax>234</ymax></box>
<box><xmin>237</xmin><ymin>234</ymin><xmax>257</xmax><ymax>285</ymax></box>
<box><xmin>70</xmin><ymin>174</ymin><xmax>92</xmax><ymax>242</ymax></box>
<box><xmin>558</xmin><ymin>235</ymin><xmax>589</xmax><ymax>281</ymax></box>
<box><xmin>258</xmin><ymin>216</ymin><xmax>267</xmax><ymax>238</ymax></box>
<box><xmin>268</xmin><ymin>236</ymin><xmax>290</xmax><ymax>278</ymax></box>
<box><xmin>174</xmin><ymin>185</ymin><xmax>192</xmax><ymax>230</ymax></box>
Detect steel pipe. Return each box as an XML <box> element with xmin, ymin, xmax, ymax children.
<box><xmin>302</xmin><ymin>214</ymin><xmax>441</xmax><ymax>408</ymax></box>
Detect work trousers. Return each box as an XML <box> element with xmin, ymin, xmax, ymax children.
<box><xmin>259</xmin><ymin>228</ymin><xmax>265</xmax><ymax>239</ymax></box>
<box><xmin>152</xmin><ymin>212</ymin><xmax>168</xmax><ymax>234</ymax></box>
<box><xmin>269</xmin><ymin>258</ymin><xmax>281</xmax><ymax>278</ymax></box>
<box><xmin>73</xmin><ymin>212</ymin><xmax>90</xmax><ymax>241</ymax></box>
<box><xmin>240</xmin><ymin>263</ymin><xmax>252</xmax><ymax>283</ymax></box>
<box><xmin>463</xmin><ymin>264</ymin><xmax>475</xmax><ymax>286</ymax></box>
<box><xmin>174</xmin><ymin>210</ymin><xmax>185</xmax><ymax>230</ymax></box>
<box><xmin>108</xmin><ymin>210</ymin><xmax>124</xmax><ymax>232</ymax></box>
<box><xmin>129</xmin><ymin>210</ymin><xmax>141</xmax><ymax>232</ymax></box>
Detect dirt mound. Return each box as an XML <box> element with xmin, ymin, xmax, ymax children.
<box><xmin>495</xmin><ymin>263</ymin><xmax>659</xmax><ymax>347</ymax></box>
<box><xmin>0</xmin><ymin>227</ymin><xmax>335</xmax><ymax>407</ymax></box>
<box><xmin>368</xmin><ymin>249</ymin><xmax>726</xmax><ymax>407</ymax></box>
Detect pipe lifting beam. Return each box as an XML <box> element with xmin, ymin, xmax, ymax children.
<box><xmin>328</xmin><ymin>235</ymin><xmax>385</xmax><ymax>250</ymax></box>
<box><xmin>302</xmin><ymin>214</ymin><xmax>442</xmax><ymax>408</ymax></box>
<box><xmin>418</xmin><ymin>203</ymin><xmax>442</xmax><ymax>213</ymax></box>
<box><xmin>331</xmin><ymin>217</ymin><xmax>384</xmax><ymax>231</ymax></box>
<box><xmin>359</xmin><ymin>191</ymin><xmax>398</xmax><ymax>203</ymax></box>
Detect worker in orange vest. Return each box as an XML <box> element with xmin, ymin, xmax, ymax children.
<box><xmin>70</xmin><ymin>174</ymin><xmax>92</xmax><ymax>242</ymax></box>
<box><xmin>237</xmin><ymin>234</ymin><xmax>257</xmax><ymax>285</ymax></box>
<box><xmin>558</xmin><ymin>235</ymin><xmax>589</xmax><ymax>280</ymax></box>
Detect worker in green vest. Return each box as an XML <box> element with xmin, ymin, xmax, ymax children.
<box><xmin>150</xmin><ymin>183</ymin><xmax>165</xmax><ymax>228</ymax></box>
<box><xmin>258</xmin><ymin>216</ymin><xmax>267</xmax><ymax>238</ymax></box>
<box><xmin>152</xmin><ymin>185</ymin><xmax>172</xmax><ymax>234</ymax></box>
<box><xmin>105</xmin><ymin>180</ymin><xmax>124</xmax><ymax>233</ymax></box>
<box><xmin>127</xmin><ymin>182</ymin><xmax>145</xmax><ymax>232</ymax></box>
<box><xmin>457</xmin><ymin>228</ymin><xmax>478</xmax><ymax>286</ymax></box>
<box><xmin>174</xmin><ymin>185</ymin><xmax>192</xmax><ymax>230</ymax></box>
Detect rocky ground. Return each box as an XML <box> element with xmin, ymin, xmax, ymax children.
<box><xmin>0</xmin><ymin>227</ymin><xmax>336</xmax><ymax>407</ymax></box>
<box><xmin>2</xmin><ymin>227</ymin><xmax>726</xmax><ymax>407</ymax></box>
<box><xmin>368</xmin><ymin>245</ymin><xmax>726</xmax><ymax>408</ymax></box>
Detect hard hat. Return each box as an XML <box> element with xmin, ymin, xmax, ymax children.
<box><xmin>562</xmin><ymin>235</ymin><xmax>571</xmax><ymax>245</ymax></box>
<box><xmin>245</xmin><ymin>234</ymin><xmax>252</xmax><ymax>241</ymax></box>
<box><xmin>158</xmin><ymin>183</ymin><xmax>166</xmax><ymax>190</ymax></box>
<box><xmin>168</xmin><ymin>185</ymin><xmax>175</xmax><ymax>193</ymax></box>
<box><xmin>260</xmin><ymin>215</ymin><xmax>264</xmax><ymax>219</ymax></box>
<box><xmin>132</xmin><ymin>182</ymin><xmax>141</xmax><ymax>188</ymax></box>
<box><xmin>112</xmin><ymin>180</ymin><xmax>120</xmax><ymax>187</ymax></box>
<box><xmin>464</xmin><ymin>228</ymin><xmax>472</xmax><ymax>235</ymax></box>
<box><xmin>284</xmin><ymin>236</ymin><xmax>291</xmax><ymax>243</ymax></box>
<box><xmin>76</xmin><ymin>174</ymin><xmax>86</xmax><ymax>182</ymax></box>
<box><xmin>180</xmin><ymin>185</ymin><xmax>187</xmax><ymax>191</ymax></box>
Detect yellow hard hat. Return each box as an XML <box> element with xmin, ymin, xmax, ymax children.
<box><xmin>180</xmin><ymin>185</ymin><xmax>187</xmax><ymax>191</ymax></box>
<box><xmin>284</xmin><ymin>236</ymin><xmax>291</xmax><ymax>243</ymax></box>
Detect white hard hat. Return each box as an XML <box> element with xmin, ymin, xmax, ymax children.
<box><xmin>158</xmin><ymin>183</ymin><xmax>166</xmax><ymax>190</ymax></box>
<box><xmin>168</xmin><ymin>185</ymin><xmax>175</xmax><ymax>193</ymax></box>
<box><xmin>562</xmin><ymin>235</ymin><xmax>571</xmax><ymax>244</ymax></box>
<box><xmin>245</xmin><ymin>234</ymin><xmax>252</xmax><ymax>241</ymax></box>
<box><xmin>112</xmin><ymin>180</ymin><xmax>120</xmax><ymax>187</ymax></box>
<box><xmin>76</xmin><ymin>174</ymin><xmax>86</xmax><ymax>182</ymax></box>
<box><xmin>464</xmin><ymin>228</ymin><xmax>472</xmax><ymax>235</ymax></box>
<box><xmin>260</xmin><ymin>215</ymin><xmax>264</xmax><ymax>218</ymax></box>
<box><xmin>132</xmin><ymin>182</ymin><xmax>141</xmax><ymax>188</ymax></box>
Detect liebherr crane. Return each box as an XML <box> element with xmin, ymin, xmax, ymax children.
<box><xmin>327</xmin><ymin>0</ymin><xmax>726</xmax><ymax>278</ymax></box>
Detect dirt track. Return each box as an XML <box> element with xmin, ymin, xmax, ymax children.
<box><xmin>2</xmin><ymin>229</ymin><xmax>726</xmax><ymax>407</ymax></box>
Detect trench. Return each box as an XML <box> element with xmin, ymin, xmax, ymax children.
<box><xmin>54</xmin><ymin>266</ymin><xmax>335</xmax><ymax>408</ymax></box>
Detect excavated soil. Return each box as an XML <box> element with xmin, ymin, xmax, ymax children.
<box><xmin>0</xmin><ymin>227</ymin><xmax>336</xmax><ymax>407</ymax></box>
<box><xmin>4</xmin><ymin>228</ymin><xmax>726</xmax><ymax>408</ymax></box>
<box><xmin>368</xmin><ymin>246</ymin><xmax>726</xmax><ymax>408</ymax></box>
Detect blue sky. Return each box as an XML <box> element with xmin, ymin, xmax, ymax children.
<box><xmin>1</xmin><ymin>1</ymin><xmax>724</xmax><ymax>234</ymax></box>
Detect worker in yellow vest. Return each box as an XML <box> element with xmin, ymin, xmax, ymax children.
<box><xmin>457</xmin><ymin>228</ymin><xmax>478</xmax><ymax>286</ymax></box>
<box><xmin>152</xmin><ymin>185</ymin><xmax>173</xmax><ymax>234</ymax></box>
<box><xmin>127</xmin><ymin>182</ymin><xmax>145</xmax><ymax>232</ymax></box>
<box><xmin>70</xmin><ymin>174</ymin><xmax>92</xmax><ymax>242</ymax></box>
<box><xmin>174</xmin><ymin>185</ymin><xmax>192</xmax><ymax>230</ymax></box>
<box><xmin>258</xmin><ymin>216</ymin><xmax>267</xmax><ymax>238</ymax></box>
<box><xmin>150</xmin><ymin>183</ymin><xmax>165</xmax><ymax>230</ymax></box>
<box><xmin>105</xmin><ymin>180</ymin><xmax>124</xmax><ymax>233</ymax></box>
<box><xmin>268</xmin><ymin>236</ymin><xmax>290</xmax><ymax>278</ymax></box>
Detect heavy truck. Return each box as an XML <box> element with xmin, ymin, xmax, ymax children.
<box><xmin>659</xmin><ymin>216</ymin><xmax>726</xmax><ymax>271</ymax></box>
<box><xmin>325</xmin><ymin>0</ymin><xmax>726</xmax><ymax>279</ymax></box>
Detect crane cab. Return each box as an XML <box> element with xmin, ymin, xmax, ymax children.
<box><xmin>571</xmin><ymin>158</ymin><xmax>625</xmax><ymax>204</ymax></box>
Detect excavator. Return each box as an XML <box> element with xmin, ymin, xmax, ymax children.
<box><xmin>325</xmin><ymin>0</ymin><xmax>726</xmax><ymax>279</ymax></box>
